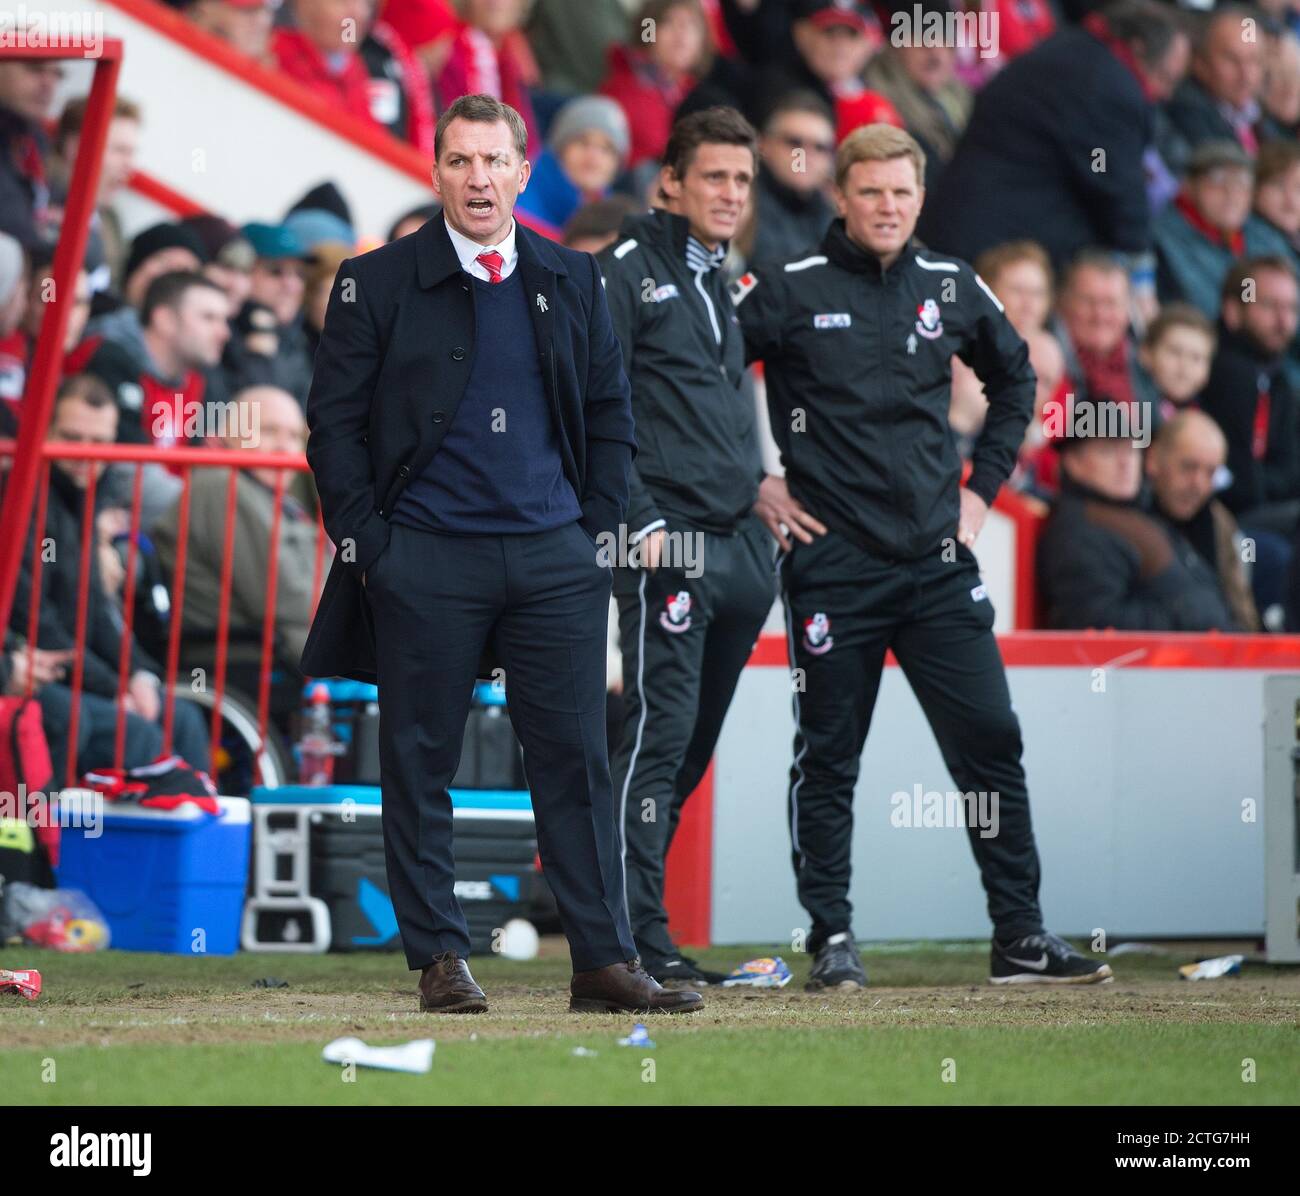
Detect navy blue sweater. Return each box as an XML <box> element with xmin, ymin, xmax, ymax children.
<box><xmin>392</xmin><ymin>268</ymin><xmax>581</xmax><ymax>533</ymax></box>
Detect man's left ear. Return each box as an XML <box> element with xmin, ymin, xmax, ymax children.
<box><xmin>518</xmin><ymin>157</ymin><xmax>531</xmax><ymax>193</ymax></box>
<box><xmin>831</xmin><ymin>185</ymin><xmax>847</xmax><ymax>218</ymax></box>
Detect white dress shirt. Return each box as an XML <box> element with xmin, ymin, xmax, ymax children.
<box><xmin>444</xmin><ymin>214</ymin><xmax>519</xmax><ymax>283</ymax></box>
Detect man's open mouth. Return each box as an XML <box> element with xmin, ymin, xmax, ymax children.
<box><xmin>467</xmin><ymin>199</ymin><xmax>494</xmax><ymax>214</ymax></box>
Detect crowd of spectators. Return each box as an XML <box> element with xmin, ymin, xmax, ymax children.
<box><xmin>2</xmin><ymin>0</ymin><xmax>1300</xmax><ymax>782</ymax></box>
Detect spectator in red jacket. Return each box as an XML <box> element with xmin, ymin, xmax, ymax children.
<box><xmin>273</xmin><ymin>0</ymin><xmax>434</xmax><ymax>154</ymax></box>
<box><xmin>600</xmin><ymin>0</ymin><xmax>713</xmax><ymax>168</ymax></box>
<box><xmin>436</xmin><ymin>0</ymin><xmax>541</xmax><ymax>158</ymax></box>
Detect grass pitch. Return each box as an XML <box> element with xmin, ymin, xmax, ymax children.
<box><xmin>2</xmin><ymin>939</ymin><xmax>1296</xmax><ymax>1105</ymax></box>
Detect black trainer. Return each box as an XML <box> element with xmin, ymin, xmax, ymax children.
<box><xmin>678</xmin><ymin>955</ymin><xmax>729</xmax><ymax>985</ymax></box>
<box><xmin>805</xmin><ymin>932</ymin><xmax>867</xmax><ymax>991</ymax></box>
<box><xmin>990</xmin><ymin>931</ymin><xmax>1114</xmax><ymax>985</ymax></box>
<box><xmin>646</xmin><ymin>955</ymin><xmax>726</xmax><ymax>989</ymax></box>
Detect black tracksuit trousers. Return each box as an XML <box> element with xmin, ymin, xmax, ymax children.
<box><xmin>611</xmin><ymin>514</ymin><xmax>776</xmax><ymax>965</ymax></box>
<box><xmin>780</xmin><ymin>529</ymin><xmax>1044</xmax><ymax>953</ymax></box>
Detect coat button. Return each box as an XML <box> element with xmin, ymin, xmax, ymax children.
<box><xmin>432</xmin><ymin>411</ymin><xmax>445</xmax><ymax>424</ymax></box>
<box><xmin>399</xmin><ymin>464</ymin><xmax>410</xmax><ymax>476</ymax></box>
<box><xmin>451</xmin><ymin>347</ymin><xmax>466</xmax><ymax>361</ymax></box>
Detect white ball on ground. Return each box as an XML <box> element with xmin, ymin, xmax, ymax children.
<box><xmin>498</xmin><ymin>918</ymin><xmax>539</xmax><ymax>960</ymax></box>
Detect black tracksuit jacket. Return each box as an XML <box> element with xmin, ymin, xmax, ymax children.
<box><xmin>734</xmin><ymin>220</ymin><xmax>1035</xmax><ymax>561</ymax></box>
<box><xmin>597</xmin><ymin>208</ymin><xmax>761</xmax><ymax>536</ymax></box>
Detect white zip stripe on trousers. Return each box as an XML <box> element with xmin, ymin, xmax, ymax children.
<box><xmin>618</xmin><ymin>570</ymin><xmax>650</xmax><ymax>888</ymax></box>
<box><xmin>693</xmin><ymin>267</ymin><xmax>722</xmax><ymax>345</ymax></box>
<box><xmin>776</xmin><ymin>549</ymin><xmax>807</xmax><ymax>861</ymax></box>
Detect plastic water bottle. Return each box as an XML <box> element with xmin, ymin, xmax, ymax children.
<box><xmin>298</xmin><ymin>683</ymin><xmax>338</xmax><ymax>786</ymax></box>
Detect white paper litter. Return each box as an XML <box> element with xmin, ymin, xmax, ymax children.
<box><xmin>322</xmin><ymin>1036</ymin><xmax>435</xmax><ymax>1073</ymax></box>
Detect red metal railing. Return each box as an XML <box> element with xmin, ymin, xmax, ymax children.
<box><xmin>0</xmin><ymin>39</ymin><xmax>123</xmax><ymax>641</ymax></box>
<box><xmin>0</xmin><ymin>439</ymin><xmax>328</xmax><ymax>788</ymax></box>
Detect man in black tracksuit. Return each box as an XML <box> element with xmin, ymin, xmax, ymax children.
<box><xmin>734</xmin><ymin>124</ymin><xmax>1112</xmax><ymax>989</ymax></box>
<box><xmin>598</xmin><ymin>109</ymin><xmax>775</xmax><ymax>987</ymax></box>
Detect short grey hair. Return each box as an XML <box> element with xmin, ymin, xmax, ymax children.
<box><xmin>435</xmin><ymin>93</ymin><xmax>529</xmax><ymax>163</ymax></box>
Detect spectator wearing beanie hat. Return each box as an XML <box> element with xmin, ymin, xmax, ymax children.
<box><xmin>84</xmin><ymin>221</ymin><xmax>209</xmax><ymax>371</ymax></box>
<box><xmin>179</xmin><ymin>214</ymin><xmax>257</xmax><ymax>314</ymax></box>
<box><xmin>222</xmin><ymin>222</ymin><xmax>315</xmax><ymax>405</ymax></box>
<box><xmin>516</xmin><ymin>96</ymin><xmax>629</xmax><ymax>232</ymax></box>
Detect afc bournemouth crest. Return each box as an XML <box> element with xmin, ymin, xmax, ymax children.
<box><xmin>803</xmin><ymin>613</ymin><xmax>833</xmax><ymax>655</ymax></box>
<box><xmin>660</xmin><ymin>590</ymin><xmax>693</xmax><ymax>634</ymax></box>
<box><xmin>915</xmin><ymin>298</ymin><xmax>944</xmax><ymax>340</ymax></box>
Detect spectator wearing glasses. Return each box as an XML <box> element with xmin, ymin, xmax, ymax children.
<box><xmin>1153</xmin><ymin>140</ymin><xmax>1290</xmax><ymax>319</ymax></box>
<box><xmin>749</xmin><ymin>91</ymin><xmax>836</xmax><ymax>266</ymax></box>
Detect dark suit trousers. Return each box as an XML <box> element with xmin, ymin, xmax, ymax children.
<box><xmin>364</xmin><ymin>518</ymin><xmax>637</xmax><ymax>972</ymax></box>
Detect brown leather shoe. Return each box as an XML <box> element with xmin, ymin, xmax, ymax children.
<box><xmin>418</xmin><ymin>951</ymin><xmax>488</xmax><ymax>1013</ymax></box>
<box><xmin>570</xmin><ymin>958</ymin><xmax>703</xmax><ymax>1013</ymax></box>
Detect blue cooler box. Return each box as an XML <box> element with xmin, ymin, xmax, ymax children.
<box><xmin>56</xmin><ymin>793</ymin><xmax>251</xmax><ymax>954</ymax></box>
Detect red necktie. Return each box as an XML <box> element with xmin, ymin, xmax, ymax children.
<box><xmin>1253</xmin><ymin>384</ymin><xmax>1271</xmax><ymax>460</ymax></box>
<box><xmin>476</xmin><ymin>250</ymin><xmax>504</xmax><ymax>284</ymax></box>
